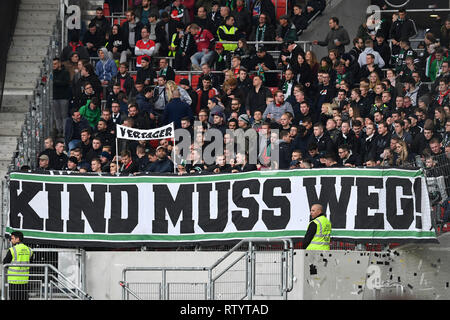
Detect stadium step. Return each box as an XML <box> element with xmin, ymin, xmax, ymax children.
<box><xmin>20</xmin><ymin>0</ymin><xmax>60</xmax><ymax>4</ymax></box>
<box><xmin>19</xmin><ymin>3</ymin><xmax>60</xmax><ymax>12</ymax></box>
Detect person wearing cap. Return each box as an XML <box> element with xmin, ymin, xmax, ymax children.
<box><xmin>210</xmin><ymin>111</ymin><xmax>227</xmax><ymax>135</ymax></box>
<box><xmin>217</xmin><ymin>15</ymin><xmax>239</xmax><ymax>52</ymax></box>
<box><xmin>210</xmin><ymin>42</ymin><xmax>232</xmax><ymax>72</ymax></box>
<box><xmin>207</xmin><ymin>97</ymin><xmax>225</xmax><ymax>124</ymax></box>
<box><xmin>147</xmin><ymin>146</ymin><xmax>174</xmax><ymax>173</ymax></box>
<box><xmin>237</xmin><ymin>113</ymin><xmax>251</xmax><ymax>130</ymax></box>
<box><xmin>249</xmin><ymin>46</ymin><xmax>277</xmax><ymax>86</ymax></box>
<box><xmin>276</xmin><ymin>15</ymin><xmax>297</xmax><ymax>43</ymax></box>
<box><xmin>65</xmin><ymin>156</ymin><xmax>79</xmax><ymax>171</ymax></box>
<box><xmin>37</xmin><ymin>154</ymin><xmax>50</xmax><ymax>171</ymax></box>
<box><xmin>179</xmin><ymin>78</ymin><xmax>198</xmax><ymax>114</ymax></box>
<box><xmin>403</xmin><ymin>76</ymin><xmax>420</xmax><ymax>107</ymax></box>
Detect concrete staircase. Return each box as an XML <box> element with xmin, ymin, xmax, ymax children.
<box><xmin>0</xmin><ymin>0</ymin><xmax>60</xmax><ymax>193</ymax></box>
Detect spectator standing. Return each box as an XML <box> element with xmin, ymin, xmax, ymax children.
<box><xmin>313</xmin><ymin>17</ymin><xmax>350</xmax><ymax>55</ymax></box>
<box><xmin>389</xmin><ymin>9</ymin><xmax>418</xmax><ymax>56</ymax></box>
<box><xmin>52</xmin><ymin>58</ymin><xmax>71</xmax><ymax>136</ymax></box>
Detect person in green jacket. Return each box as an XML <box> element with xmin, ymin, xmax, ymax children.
<box><xmin>79</xmin><ymin>96</ymin><xmax>101</xmax><ymax>128</ymax></box>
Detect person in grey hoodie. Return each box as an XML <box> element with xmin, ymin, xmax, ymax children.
<box><xmin>95</xmin><ymin>48</ymin><xmax>118</xmax><ymax>86</ymax></box>
<box><xmin>313</xmin><ymin>16</ymin><xmax>350</xmax><ymax>55</ymax></box>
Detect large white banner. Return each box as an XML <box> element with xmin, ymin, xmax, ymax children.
<box><xmin>7</xmin><ymin>168</ymin><xmax>436</xmax><ymax>246</ymax></box>
<box><xmin>116</xmin><ymin>123</ymin><xmax>175</xmax><ymax>141</ymax></box>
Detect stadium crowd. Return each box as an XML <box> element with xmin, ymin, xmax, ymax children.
<box><xmin>37</xmin><ymin>0</ymin><xmax>450</xmax><ymax>177</ymax></box>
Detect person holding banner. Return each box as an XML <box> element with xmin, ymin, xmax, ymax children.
<box><xmin>302</xmin><ymin>204</ymin><xmax>332</xmax><ymax>250</ymax></box>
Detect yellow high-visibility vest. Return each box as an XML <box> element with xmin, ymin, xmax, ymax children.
<box><xmin>7</xmin><ymin>243</ymin><xmax>33</xmax><ymax>284</ymax></box>
<box><xmin>306</xmin><ymin>215</ymin><xmax>331</xmax><ymax>250</ymax></box>
<box><xmin>217</xmin><ymin>25</ymin><xmax>238</xmax><ymax>51</ymax></box>
<box><xmin>168</xmin><ymin>33</ymin><xmax>177</xmax><ymax>57</ymax></box>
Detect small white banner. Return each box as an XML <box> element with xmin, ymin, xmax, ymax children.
<box><xmin>116</xmin><ymin>123</ymin><xmax>175</xmax><ymax>141</ymax></box>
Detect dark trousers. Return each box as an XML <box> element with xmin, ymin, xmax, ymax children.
<box><xmin>8</xmin><ymin>283</ymin><xmax>29</xmax><ymax>300</ymax></box>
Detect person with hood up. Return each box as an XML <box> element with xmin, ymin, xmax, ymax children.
<box><xmin>95</xmin><ymin>48</ymin><xmax>118</xmax><ymax>86</ymax></box>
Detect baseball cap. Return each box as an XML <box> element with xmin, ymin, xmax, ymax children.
<box><xmin>68</xmin><ymin>156</ymin><xmax>78</xmax><ymax>165</ymax></box>
<box><xmin>156</xmin><ymin>145</ymin><xmax>167</xmax><ymax>152</ymax></box>
<box><xmin>101</xmin><ymin>152</ymin><xmax>111</xmax><ymax>160</ymax></box>
<box><xmin>179</xmin><ymin>78</ymin><xmax>190</xmax><ymax>86</ymax></box>
<box><xmin>39</xmin><ymin>154</ymin><xmax>49</xmax><ymax>161</ymax></box>
<box><xmin>215</xmin><ymin>42</ymin><xmax>224</xmax><ymax>49</ymax></box>
<box><xmin>213</xmin><ymin>111</ymin><xmax>224</xmax><ymax>118</ymax></box>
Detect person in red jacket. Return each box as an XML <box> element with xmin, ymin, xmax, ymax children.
<box><xmin>189</xmin><ymin>24</ymin><xmax>216</xmax><ymax>70</ymax></box>
<box><xmin>134</xmin><ymin>26</ymin><xmax>156</xmax><ymax>69</ymax></box>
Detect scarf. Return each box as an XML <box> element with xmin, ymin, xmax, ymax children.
<box><xmin>256</xmin><ymin>24</ymin><xmax>266</xmax><ymax>42</ymax></box>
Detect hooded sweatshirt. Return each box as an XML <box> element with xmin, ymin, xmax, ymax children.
<box><xmin>95</xmin><ymin>48</ymin><xmax>118</xmax><ymax>82</ymax></box>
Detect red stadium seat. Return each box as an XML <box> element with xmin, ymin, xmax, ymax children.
<box><xmin>131</xmin><ymin>73</ymin><xmax>137</xmax><ymax>82</ymax></box>
<box><xmin>269</xmin><ymin>87</ymin><xmax>278</xmax><ymax>95</ymax></box>
<box><xmin>103</xmin><ymin>3</ymin><xmax>110</xmax><ymax>18</ymax></box>
<box><xmin>175</xmin><ymin>74</ymin><xmax>188</xmax><ymax>84</ymax></box>
<box><xmin>191</xmin><ymin>75</ymin><xmax>200</xmax><ymax>88</ymax></box>
<box><xmin>272</xmin><ymin>0</ymin><xmax>287</xmax><ymax>20</ymax></box>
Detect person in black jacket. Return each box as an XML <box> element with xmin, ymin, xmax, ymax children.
<box><xmin>52</xmin><ymin>140</ymin><xmax>69</xmax><ymax>170</ymax></box>
<box><xmin>245</xmin><ymin>75</ymin><xmax>273</xmax><ymax>115</ymax></box>
<box><xmin>119</xmin><ymin>149</ymin><xmax>139</xmax><ymax>175</ymax></box>
<box><xmin>232</xmin><ymin>0</ymin><xmax>252</xmax><ymax>39</ymax></box>
<box><xmin>291</xmin><ymin>4</ymin><xmax>309</xmax><ymax>34</ymax></box>
<box><xmin>389</xmin><ymin>9</ymin><xmax>417</xmax><ymax>56</ymax></box>
<box><xmin>231</xmin><ymin>152</ymin><xmax>257</xmax><ymax>172</ymax></box>
<box><xmin>107</xmin><ymin>24</ymin><xmax>128</xmax><ymax>64</ymax></box>
<box><xmin>120</xmin><ymin>9</ymin><xmax>145</xmax><ymax>62</ymax></box>
<box><xmin>82</xmin><ymin>22</ymin><xmax>106</xmax><ymax>57</ymax></box>
<box><xmin>52</xmin><ymin>58</ymin><xmax>72</xmax><ymax>136</ymax></box>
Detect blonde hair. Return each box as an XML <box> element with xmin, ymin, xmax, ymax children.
<box><xmin>165</xmin><ymin>80</ymin><xmax>178</xmax><ymax>101</ymax></box>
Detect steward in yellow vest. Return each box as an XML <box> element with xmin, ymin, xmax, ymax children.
<box><xmin>302</xmin><ymin>204</ymin><xmax>332</xmax><ymax>250</ymax></box>
<box><xmin>3</xmin><ymin>231</ymin><xmax>33</xmax><ymax>300</ymax></box>
<box><xmin>217</xmin><ymin>16</ymin><xmax>239</xmax><ymax>52</ymax></box>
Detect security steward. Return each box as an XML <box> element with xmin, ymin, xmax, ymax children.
<box><xmin>2</xmin><ymin>231</ymin><xmax>33</xmax><ymax>300</ymax></box>
<box><xmin>217</xmin><ymin>16</ymin><xmax>239</xmax><ymax>52</ymax></box>
<box><xmin>302</xmin><ymin>204</ymin><xmax>332</xmax><ymax>250</ymax></box>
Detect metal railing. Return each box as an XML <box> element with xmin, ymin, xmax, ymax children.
<box><xmin>120</xmin><ymin>238</ymin><xmax>294</xmax><ymax>300</ymax></box>
<box><xmin>416</xmin><ymin>153</ymin><xmax>450</xmax><ymax>236</ymax></box>
<box><xmin>1</xmin><ymin>263</ymin><xmax>91</xmax><ymax>300</ymax></box>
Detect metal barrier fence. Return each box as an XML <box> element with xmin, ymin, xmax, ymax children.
<box><xmin>1</xmin><ymin>261</ymin><xmax>91</xmax><ymax>300</ymax></box>
<box><xmin>120</xmin><ymin>238</ymin><xmax>294</xmax><ymax>300</ymax></box>
<box><xmin>416</xmin><ymin>153</ymin><xmax>450</xmax><ymax>236</ymax></box>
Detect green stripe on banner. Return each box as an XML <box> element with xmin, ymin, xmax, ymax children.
<box><xmin>6</xmin><ymin>227</ymin><xmax>435</xmax><ymax>242</ymax></box>
<box><xmin>9</xmin><ymin>168</ymin><xmax>424</xmax><ymax>184</ymax></box>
